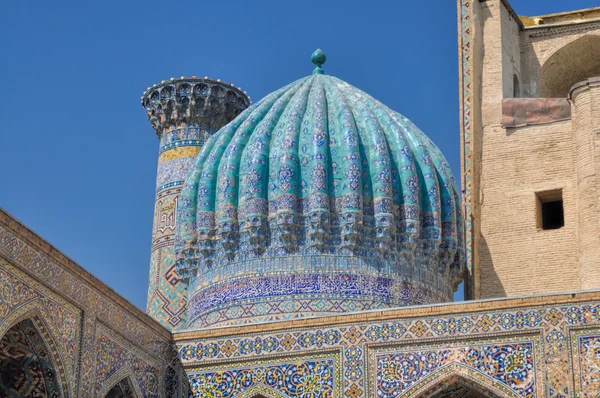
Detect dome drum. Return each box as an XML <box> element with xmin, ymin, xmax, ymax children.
<box><xmin>174</xmin><ymin>62</ymin><xmax>464</xmax><ymax>328</ymax></box>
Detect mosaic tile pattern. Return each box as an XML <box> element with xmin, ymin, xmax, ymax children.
<box><xmin>105</xmin><ymin>377</ymin><xmax>137</xmax><ymax>398</ymax></box>
<box><xmin>175</xmin><ymin>68</ymin><xmax>464</xmax><ymax>328</ymax></box>
<box><xmin>570</xmin><ymin>328</ymin><xmax>600</xmax><ymax>397</ymax></box>
<box><xmin>457</xmin><ymin>0</ymin><xmax>474</xmax><ymax>284</ymax></box>
<box><xmin>0</xmin><ymin>211</ymin><xmax>175</xmax><ymax>397</ymax></box>
<box><xmin>142</xmin><ymin>78</ymin><xmax>251</xmax><ymax>330</ymax></box>
<box><xmin>95</xmin><ymin>326</ymin><xmax>161</xmax><ymax>398</ymax></box>
<box><xmin>0</xmin><ymin>260</ymin><xmax>80</xmax><ymax>396</ymax></box>
<box><xmin>374</xmin><ymin>339</ymin><xmax>537</xmax><ymax>397</ymax></box>
<box><xmin>406</xmin><ymin>362</ymin><xmax>513</xmax><ymax>398</ymax></box>
<box><xmin>0</xmin><ymin>318</ymin><xmax>64</xmax><ymax>398</ymax></box>
<box><xmin>187</xmin><ymin>273</ymin><xmax>446</xmax><ymax>328</ymax></box>
<box><xmin>176</xmin><ymin>300</ymin><xmax>600</xmax><ymax>397</ymax></box>
<box><xmin>186</xmin><ymin>353</ymin><xmax>340</xmax><ymax>398</ymax></box>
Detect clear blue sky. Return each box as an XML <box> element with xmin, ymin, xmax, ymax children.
<box><xmin>1</xmin><ymin>0</ymin><xmax>596</xmax><ymax>310</ymax></box>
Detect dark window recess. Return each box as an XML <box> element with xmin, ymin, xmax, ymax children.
<box><xmin>536</xmin><ymin>190</ymin><xmax>564</xmax><ymax>230</ymax></box>
<box><xmin>513</xmin><ymin>73</ymin><xmax>521</xmax><ymax>98</ymax></box>
<box><xmin>541</xmin><ymin>200</ymin><xmax>564</xmax><ymax>230</ymax></box>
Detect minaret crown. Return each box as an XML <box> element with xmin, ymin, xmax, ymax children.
<box><xmin>141</xmin><ymin>77</ymin><xmax>251</xmax><ymax>138</ymax></box>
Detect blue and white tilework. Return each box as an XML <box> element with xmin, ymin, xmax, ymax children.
<box><xmin>175</xmin><ymin>72</ymin><xmax>464</xmax><ymax>328</ymax></box>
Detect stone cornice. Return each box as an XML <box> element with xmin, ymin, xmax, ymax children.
<box><xmin>525</xmin><ymin>18</ymin><xmax>600</xmax><ymax>38</ymax></box>
<box><xmin>173</xmin><ymin>290</ymin><xmax>600</xmax><ymax>341</ymax></box>
<box><xmin>0</xmin><ymin>207</ymin><xmax>172</xmax><ymax>340</ymax></box>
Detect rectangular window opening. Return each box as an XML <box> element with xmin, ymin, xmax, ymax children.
<box><xmin>536</xmin><ymin>189</ymin><xmax>564</xmax><ymax>230</ymax></box>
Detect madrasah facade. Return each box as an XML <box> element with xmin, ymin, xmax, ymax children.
<box><xmin>2</xmin><ymin>1</ymin><xmax>600</xmax><ymax>397</ymax></box>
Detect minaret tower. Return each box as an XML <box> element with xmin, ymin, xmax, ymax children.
<box><xmin>141</xmin><ymin>77</ymin><xmax>250</xmax><ymax>329</ymax></box>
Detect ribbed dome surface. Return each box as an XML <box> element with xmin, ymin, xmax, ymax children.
<box><xmin>175</xmin><ymin>71</ymin><xmax>464</xmax><ymax>328</ymax></box>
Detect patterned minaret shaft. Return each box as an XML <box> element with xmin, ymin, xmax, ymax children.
<box><xmin>141</xmin><ymin>77</ymin><xmax>250</xmax><ymax>329</ymax></box>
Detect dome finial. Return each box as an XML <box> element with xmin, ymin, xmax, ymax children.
<box><xmin>311</xmin><ymin>49</ymin><xmax>326</xmax><ymax>75</ymax></box>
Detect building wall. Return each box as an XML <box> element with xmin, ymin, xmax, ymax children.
<box><xmin>521</xmin><ymin>21</ymin><xmax>600</xmax><ymax>98</ymax></box>
<box><xmin>571</xmin><ymin>79</ymin><xmax>600</xmax><ymax>289</ymax></box>
<box><xmin>478</xmin><ymin>119</ymin><xmax>578</xmax><ymax>298</ymax></box>
<box><xmin>2</xmin><ymin>1</ymin><xmax>600</xmax><ymax>397</ymax></box>
<box><xmin>469</xmin><ymin>0</ymin><xmax>600</xmax><ymax>299</ymax></box>
<box><xmin>0</xmin><ymin>209</ymin><xmax>180</xmax><ymax>398</ymax></box>
<box><xmin>6</xmin><ymin>199</ymin><xmax>600</xmax><ymax>398</ymax></box>
<box><xmin>499</xmin><ymin>2</ymin><xmax>522</xmax><ymax>98</ymax></box>
<box><xmin>5</xmin><ymin>204</ymin><xmax>600</xmax><ymax>398</ymax></box>
<box><xmin>174</xmin><ymin>290</ymin><xmax>600</xmax><ymax>397</ymax></box>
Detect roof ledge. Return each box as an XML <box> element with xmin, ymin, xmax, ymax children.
<box><xmin>520</xmin><ymin>6</ymin><xmax>600</xmax><ymax>28</ymax></box>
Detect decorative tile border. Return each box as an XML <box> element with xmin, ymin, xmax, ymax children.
<box><xmin>569</xmin><ymin>326</ymin><xmax>600</xmax><ymax>397</ymax></box>
<box><xmin>176</xmin><ymin>298</ymin><xmax>600</xmax><ymax>397</ymax></box>
<box><xmin>457</xmin><ymin>0</ymin><xmax>474</xmax><ymax>290</ymax></box>
<box><xmin>185</xmin><ymin>351</ymin><xmax>342</xmax><ymax>398</ymax></box>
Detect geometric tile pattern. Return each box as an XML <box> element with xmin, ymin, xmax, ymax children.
<box><xmin>104</xmin><ymin>378</ymin><xmax>137</xmax><ymax>398</ymax></box>
<box><xmin>374</xmin><ymin>338</ymin><xmax>537</xmax><ymax>397</ymax></box>
<box><xmin>0</xmin><ymin>210</ymin><xmax>175</xmax><ymax>397</ymax></box>
<box><xmin>0</xmin><ymin>318</ymin><xmax>64</xmax><ymax>398</ymax></box>
<box><xmin>457</xmin><ymin>0</ymin><xmax>474</xmax><ymax>284</ymax></box>
<box><xmin>142</xmin><ymin>78</ymin><xmax>251</xmax><ymax>330</ymax></box>
<box><xmin>0</xmin><ymin>261</ymin><xmax>80</xmax><ymax>396</ymax></box>
<box><xmin>416</xmin><ymin>375</ymin><xmax>508</xmax><ymax>398</ymax></box>
<box><xmin>176</xmin><ymin>300</ymin><xmax>600</xmax><ymax>397</ymax></box>
<box><xmin>186</xmin><ymin>274</ymin><xmax>447</xmax><ymax>328</ymax></box>
<box><xmin>186</xmin><ymin>353</ymin><xmax>339</xmax><ymax>398</ymax></box>
<box><xmin>175</xmin><ymin>69</ymin><xmax>464</xmax><ymax>329</ymax></box>
<box><xmin>570</xmin><ymin>327</ymin><xmax>600</xmax><ymax>398</ymax></box>
<box><xmin>95</xmin><ymin>326</ymin><xmax>161</xmax><ymax>398</ymax></box>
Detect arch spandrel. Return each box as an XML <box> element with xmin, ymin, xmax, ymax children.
<box><xmin>238</xmin><ymin>385</ymin><xmax>289</xmax><ymax>398</ymax></box>
<box><xmin>401</xmin><ymin>362</ymin><xmax>520</xmax><ymax>398</ymax></box>
<box><xmin>98</xmin><ymin>367</ymin><xmax>143</xmax><ymax>398</ymax></box>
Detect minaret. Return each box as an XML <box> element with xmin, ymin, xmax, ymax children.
<box><xmin>141</xmin><ymin>77</ymin><xmax>250</xmax><ymax>329</ymax></box>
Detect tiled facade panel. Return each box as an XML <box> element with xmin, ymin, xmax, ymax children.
<box><xmin>175</xmin><ymin>295</ymin><xmax>600</xmax><ymax>397</ymax></box>
<box><xmin>0</xmin><ymin>210</ymin><xmax>178</xmax><ymax>397</ymax></box>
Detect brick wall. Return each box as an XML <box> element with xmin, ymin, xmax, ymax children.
<box><xmin>571</xmin><ymin>79</ymin><xmax>600</xmax><ymax>289</ymax></box>
<box><xmin>473</xmin><ymin>0</ymin><xmax>600</xmax><ymax>298</ymax></box>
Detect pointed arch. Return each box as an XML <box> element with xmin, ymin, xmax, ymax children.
<box><xmin>401</xmin><ymin>362</ymin><xmax>520</xmax><ymax>398</ymax></box>
<box><xmin>538</xmin><ymin>33</ymin><xmax>600</xmax><ymax>66</ymax></box>
<box><xmin>238</xmin><ymin>384</ymin><xmax>289</xmax><ymax>398</ymax></box>
<box><xmin>0</xmin><ymin>319</ymin><xmax>64</xmax><ymax>397</ymax></box>
<box><xmin>539</xmin><ymin>35</ymin><xmax>600</xmax><ymax>97</ymax></box>
<box><xmin>98</xmin><ymin>367</ymin><xmax>143</xmax><ymax>398</ymax></box>
<box><xmin>0</xmin><ymin>300</ymin><xmax>71</xmax><ymax>397</ymax></box>
<box><xmin>164</xmin><ymin>364</ymin><xmax>178</xmax><ymax>398</ymax></box>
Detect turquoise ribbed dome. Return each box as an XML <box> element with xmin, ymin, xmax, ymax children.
<box><xmin>175</xmin><ymin>64</ymin><xmax>464</xmax><ymax>328</ymax></box>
